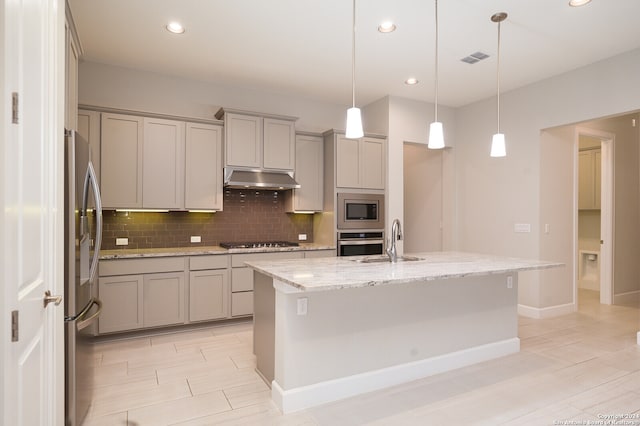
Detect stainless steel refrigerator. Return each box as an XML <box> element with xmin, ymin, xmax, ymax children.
<box><xmin>64</xmin><ymin>129</ymin><xmax>103</xmax><ymax>426</ymax></box>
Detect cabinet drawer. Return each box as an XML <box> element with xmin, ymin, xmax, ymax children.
<box><xmin>190</xmin><ymin>255</ymin><xmax>229</xmax><ymax>271</ymax></box>
<box><xmin>99</xmin><ymin>257</ymin><xmax>186</xmax><ymax>276</ymax></box>
<box><xmin>231</xmin><ymin>292</ymin><xmax>253</xmax><ymax>317</ymax></box>
<box><xmin>231</xmin><ymin>251</ymin><xmax>303</xmax><ymax>267</ymax></box>
<box><xmin>231</xmin><ymin>268</ymin><xmax>253</xmax><ymax>292</ymax></box>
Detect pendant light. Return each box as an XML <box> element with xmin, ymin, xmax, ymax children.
<box><xmin>345</xmin><ymin>0</ymin><xmax>364</xmax><ymax>139</ymax></box>
<box><xmin>490</xmin><ymin>12</ymin><xmax>507</xmax><ymax>158</ymax></box>
<box><xmin>428</xmin><ymin>0</ymin><xmax>445</xmax><ymax>149</ymax></box>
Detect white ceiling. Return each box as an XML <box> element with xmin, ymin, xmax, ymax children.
<box><xmin>68</xmin><ymin>0</ymin><xmax>640</xmax><ymax>108</ymax></box>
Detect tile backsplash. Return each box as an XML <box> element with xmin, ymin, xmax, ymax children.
<box><xmin>100</xmin><ymin>189</ymin><xmax>314</xmax><ymax>250</ymax></box>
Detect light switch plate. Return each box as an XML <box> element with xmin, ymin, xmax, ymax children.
<box><xmin>190</xmin><ymin>236</ymin><xmax>201</xmax><ymax>243</ymax></box>
<box><xmin>298</xmin><ymin>234</ymin><xmax>307</xmax><ymax>241</ymax></box>
<box><xmin>115</xmin><ymin>237</ymin><xmax>128</xmax><ymax>246</ymax></box>
<box><xmin>514</xmin><ymin>223</ymin><xmax>531</xmax><ymax>233</ymax></box>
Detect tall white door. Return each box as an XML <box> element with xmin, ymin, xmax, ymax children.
<box><xmin>2</xmin><ymin>0</ymin><xmax>65</xmax><ymax>425</ymax></box>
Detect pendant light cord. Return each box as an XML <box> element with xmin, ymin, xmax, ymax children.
<box><xmin>352</xmin><ymin>0</ymin><xmax>356</xmax><ymax>109</ymax></box>
<box><xmin>496</xmin><ymin>20</ymin><xmax>501</xmax><ymax>133</ymax></box>
<box><xmin>434</xmin><ymin>0</ymin><xmax>439</xmax><ymax>122</ymax></box>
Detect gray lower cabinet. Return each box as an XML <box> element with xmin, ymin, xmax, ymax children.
<box><xmin>230</xmin><ymin>251</ymin><xmax>304</xmax><ymax>317</ymax></box>
<box><xmin>143</xmin><ymin>272</ymin><xmax>185</xmax><ymax>328</ymax></box>
<box><xmin>189</xmin><ymin>255</ymin><xmax>230</xmax><ymax>322</ymax></box>
<box><xmin>98</xmin><ymin>257</ymin><xmax>187</xmax><ymax>334</ymax></box>
<box><xmin>98</xmin><ymin>274</ymin><xmax>143</xmax><ymax>333</ymax></box>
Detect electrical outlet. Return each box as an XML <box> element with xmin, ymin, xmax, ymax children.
<box><xmin>115</xmin><ymin>237</ymin><xmax>128</xmax><ymax>246</ymax></box>
<box><xmin>297</xmin><ymin>298</ymin><xmax>308</xmax><ymax>315</ymax></box>
<box><xmin>190</xmin><ymin>236</ymin><xmax>201</xmax><ymax>243</ymax></box>
<box><xmin>514</xmin><ymin>223</ymin><xmax>531</xmax><ymax>233</ymax></box>
<box><xmin>507</xmin><ymin>276</ymin><xmax>513</xmax><ymax>289</ymax></box>
<box><xmin>298</xmin><ymin>234</ymin><xmax>307</xmax><ymax>241</ymax></box>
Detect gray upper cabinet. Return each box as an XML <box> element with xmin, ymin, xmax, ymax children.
<box><xmin>99</xmin><ymin>111</ymin><xmax>223</xmax><ymax>211</ymax></box>
<box><xmin>286</xmin><ymin>133</ymin><xmax>323</xmax><ymax>212</ymax></box>
<box><xmin>224</xmin><ymin>112</ymin><xmax>263</xmax><ymax>168</ymax></box>
<box><xmin>77</xmin><ymin>109</ymin><xmax>101</xmax><ymax>186</ymax></box>
<box><xmin>185</xmin><ymin>122</ymin><xmax>223</xmax><ymax>210</ymax></box>
<box><xmin>143</xmin><ymin>117</ymin><xmax>185</xmax><ymax>209</ymax></box>
<box><xmin>101</xmin><ymin>113</ymin><xmax>144</xmax><ymax>208</ymax></box>
<box><xmin>335</xmin><ymin>133</ymin><xmax>386</xmax><ymax>190</ymax></box>
<box><xmin>216</xmin><ymin>108</ymin><xmax>297</xmax><ymax>171</ymax></box>
<box><xmin>263</xmin><ymin>118</ymin><xmax>295</xmax><ymax>170</ymax></box>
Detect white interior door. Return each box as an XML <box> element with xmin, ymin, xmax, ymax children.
<box><xmin>2</xmin><ymin>0</ymin><xmax>65</xmax><ymax>425</ymax></box>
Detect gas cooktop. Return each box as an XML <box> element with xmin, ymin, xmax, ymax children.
<box><xmin>219</xmin><ymin>241</ymin><xmax>300</xmax><ymax>249</ymax></box>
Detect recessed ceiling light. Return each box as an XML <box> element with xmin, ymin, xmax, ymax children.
<box><xmin>405</xmin><ymin>77</ymin><xmax>419</xmax><ymax>85</ymax></box>
<box><xmin>569</xmin><ymin>0</ymin><xmax>592</xmax><ymax>6</ymax></box>
<box><xmin>166</xmin><ymin>22</ymin><xmax>185</xmax><ymax>34</ymax></box>
<box><xmin>378</xmin><ymin>21</ymin><xmax>397</xmax><ymax>33</ymax></box>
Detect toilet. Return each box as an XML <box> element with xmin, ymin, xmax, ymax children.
<box><xmin>578</xmin><ymin>250</ymin><xmax>600</xmax><ymax>291</ymax></box>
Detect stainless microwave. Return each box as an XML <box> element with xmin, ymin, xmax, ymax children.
<box><xmin>337</xmin><ymin>193</ymin><xmax>385</xmax><ymax>229</ymax></box>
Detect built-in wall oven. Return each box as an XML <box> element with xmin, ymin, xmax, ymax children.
<box><xmin>337</xmin><ymin>231</ymin><xmax>385</xmax><ymax>257</ymax></box>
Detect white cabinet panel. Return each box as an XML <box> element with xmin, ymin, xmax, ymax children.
<box><xmin>578</xmin><ymin>149</ymin><xmax>601</xmax><ymax>210</ymax></box>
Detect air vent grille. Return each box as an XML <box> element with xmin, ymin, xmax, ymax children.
<box><xmin>461</xmin><ymin>51</ymin><xmax>490</xmax><ymax>64</ymax></box>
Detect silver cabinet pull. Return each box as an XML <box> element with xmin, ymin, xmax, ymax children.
<box><xmin>44</xmin><ymin>290</ymin><xmax>62</xmax><ymax>308</ymax></box>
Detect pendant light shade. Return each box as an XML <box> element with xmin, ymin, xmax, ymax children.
<box><xmin>428</xmin><ymin>122</ymin><xmax>445</xmax><ymax>149</ymax></box>
<box><xmin>490</xmin><ymin>133</ymin><xmax>506</xmax><ymax>157</ymax></box>
<box><xmin>346</xmin><ymin>107</ymin><xmax>364</xmax><ymax>139</ymax></box>
<box><xmin>490</xmin><ymin>12</ymin><xmax>507</xmax><ymax>158</ymax></box>
<box><xmin>345</xmin><ymin>0</ymin><xmax>364</xmax><ymax>139</ymax></box>
<box><xmin>428</xmin><ymin>0</ymin><xmax>445</xmax><ymax>149</ymax></box>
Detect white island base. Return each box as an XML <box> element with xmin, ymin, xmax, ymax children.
<box><xmin>253</xmin><ymin>270</ymin><xmax>520</xmax><ymax>413</ymax></box>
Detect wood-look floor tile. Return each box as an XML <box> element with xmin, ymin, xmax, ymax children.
<box><xmin>89</xmin><ymin>379</ymin><xmax>191</xmax><ymax>417</ymax></box>
<box><xmin>127</xmin><ymin>391</ymin><xmax>231</xmax><ymax>426</ymax></box>
<box><xmin>84</xmin><ymin>290</ymin><xmax>638</xmax><ymax>424</ymax></box>
<box><xmin>188</xmin><ymin>368</ymin><xmax>265</xmax><ymax>396</ymax></box>
<box><xmin>82</xmin><ymin>410</ymin><xmax>128</xmax><ymax>426</ymax></box>
<box><xmin>223</xmin><ymin>381</ymin><xmax>271</xmax><ymax>409</ymax></box>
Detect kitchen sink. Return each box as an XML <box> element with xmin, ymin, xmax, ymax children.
<box><xmin>352</xmin><ymin>255</ymin><xmax>425</xmax><ymax>263</ymax></box>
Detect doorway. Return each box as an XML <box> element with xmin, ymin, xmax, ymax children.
<box><xmin>575</xmin><ymin>128</ymin><xmax>614</xmax><ymax>306</ymax></box>
<box><xmin>403</xmin><ymin>142</ymin><xmax>443</xmax><ymax>253</ymax></box>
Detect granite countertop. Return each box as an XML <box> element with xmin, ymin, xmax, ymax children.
<box><xmin>99</xmin><ymin>243</ymin><xmax>336</xmax><ymax>260</ymax></box>
<box><xmin>245</xmin><ymin>251</ymin><xmax>564</xmax><ymax>292</ymax></box>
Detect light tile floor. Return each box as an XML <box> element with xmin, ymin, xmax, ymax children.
<box><xmin>83</xmin><ymin>290</ymin><xmax>640</xmax><ymax>425</ymax></box>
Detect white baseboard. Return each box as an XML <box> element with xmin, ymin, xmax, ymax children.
<box><xmin>518</xmin><ymin>302</ymin><xmax>576</xmax><ymax>319</ymax></box>
<box><xmin>614</xmin><ymin>290</ymin><xmax>640</xmax><ymax>306</ymax></box>
<box><xmin>271</xmin><ymin>337</ymin><xmax>520</xmax><ymax>414</ymax></box>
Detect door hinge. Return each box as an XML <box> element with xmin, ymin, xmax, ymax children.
<box><xmin>11</xmin><ymin>92</ymin><xmax>19</xmax><ymax>124</ymax></box>
<box><xmin>11</xmin><ymin>310</ymin><xmax>19</xmax><ymax>342</ymax></box>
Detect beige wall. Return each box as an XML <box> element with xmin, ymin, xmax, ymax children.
<box><xmin>457</xmin><ymin>48</ymin><xmax>640</xmax><ymax>310</ymax></box>
<box><xmin>78</xmin><ymin>61</ymin><xmax>346</xmax><ymax>133</ymax></box>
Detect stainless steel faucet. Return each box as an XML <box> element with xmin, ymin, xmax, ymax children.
<box><xmin>386</xmin><ymin>218</ymin><xmax>402</xmax><ymax>263</ymax></box>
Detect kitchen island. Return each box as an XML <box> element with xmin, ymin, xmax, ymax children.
<box><xmin>246</xmin><ymin>252</ymin><xmax>562</xmax><ymax>413</ymax></box>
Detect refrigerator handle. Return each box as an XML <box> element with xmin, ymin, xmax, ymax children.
<box><xmin>83</xmin><ymin>160</ymin><xmax>103</xmax><ymax>282</ymax></box>
<box><xmin>76</xmin><ymin>298</ymin><xmax>102</xmax><ymax>331</ymax></box>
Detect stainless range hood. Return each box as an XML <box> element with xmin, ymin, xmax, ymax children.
<box><xmin>224</xmin><ymin>167</ymin><xmax>300</xmax><ymax>190</ymax></box>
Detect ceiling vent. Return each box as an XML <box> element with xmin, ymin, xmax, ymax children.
<box><xmin>461</xmin><ymin>51</ymin><xmax>490</xmax><ymax>64</ymax></box>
